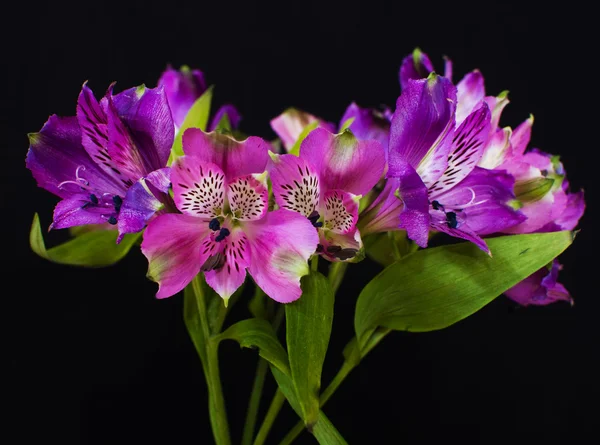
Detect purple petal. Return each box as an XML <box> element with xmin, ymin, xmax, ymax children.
<box><xmin>300</xmin><ymin>127</ymin><xmax>386</xmax><ymax>196</ymax></box>
<box><xmin>538</xmin><ymin>190</ymin><xmax>585</xmax><ymax>232</ymax></box>
<box><xmin>141</xmin><ymin>213</ymin><xmax>212</xmax><ymax>299</ymax></box>
<box><xmin>50</xmin><ymin>194</ymin><xmax>115</xmax><ymax>230</ymax></box>
<box><xmin>245</xmin><ymin>209</ymin><xmax>319</xmax><ymax>303</ymax></box>
<box><xmin>270</xmin><ymin>108</ymin><xmax>335</xmax><ymax>151</ymax></box>
<box><xmin>510</xmin><ymin>115</ymin><xmax>534</xmax><ymax>157</ymax></box>
<box><xmin>431</xmin><ymin>216</ymin><xmax>490</xmax><ymax>254</ymax></box>
<box><xmin>456</xmin><ymin>70</ymin><xmax>486</xmax><ymax>124</ymax></box>
<box><xmin>209</xmin><ymin>104</ymin><xmax>242</xmax><ymax>132</ymax></box>
<box><xmin>268</xmin><ymin>153</ymin><xmax>321</xmax><ymax>217</ymax></box>
<box><xmin>339</xmin><ymin>102</ymin><xmax>391</xmax><ymax>151</ymax></box>
<box><xmin>428</xmin><ymin>103</ymin><xmax>491</xmax><ymax>198</ymax></box>
<box><xmin>388</xmin><ymin>75</ymin><xmax>457</xmax><ymax>188</ymax></box>
<box><xmin>399</xmin><ymin>48</ymin><xmax>435</xmax><ymax>90</ymax></box>
<box><xmin>171</xmin><ymin>156</ymin><xmax>226</xmax><ymax>219</ymax></box>
<box><xmin>204</xmin><ymin>227</ymin><xmax>251</xmax><ymax>301</ymax></box>
<box><xmin>443</xmin><ymin>56</ymin><xmax>453</xmax><ymax>83</ymax></box>
<box><xmin>358</xmin><ymin>179</ymin><xmax>404</xmax><ymax>236</ymax></box>
<box><xmin>26</xmin><ymin>115</ymin><xmax>124</xmax><ymax>199</ymax></box>
<box><xmin>182</xmin><ymin>129</ymin><xmax>270</xmax><ymax>179</ymax></box>
<box><xmin>117</xmin><ymin>168</ymin><xmax>171</xmax><ymax>243</ymax></box>
<box><xmin>157</xmin><ymin>65</ymin><xmax>207</xmax><ymax>128</ymax></box>
<box><xmin>111</xmin><ymin>85</ymin><xmax>174</xmax><ymax>172</ymax></box>
<box><xmin>505</xmin><ymin>260</ymin><xmax>572</xmax><ymax>306</ymax></box>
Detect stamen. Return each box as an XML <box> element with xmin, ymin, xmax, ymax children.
<box><xmin>308</xmin><ymin>211</ymin><xmax>323</xmax><ymax>228</ymax></box>
<box><xmin>209</xmin><ymin>218</ymin><xmax>221</xmax><ymax>231</ymax></box>
<box><xmin>446</xmin><ymin>211</ymin><xmax>458</xmax><ymax>229</ymax></box>
<box><xmin>333</xmin><ymin>248</ymin><xmax>358</xmax><ymax>261</ymax></box>
<box><xmin>108</xmin><ymin>216</ymin><xmax>118</xmax><ymax>225</ymax></box>
<box><xmin>431</xmin><ymin>200</ymin><xmax>444</xmax><ymax>211</ymax></box>
<box><xmin>112</xmin><ymin>195</ymin><xmax>123</xmax><ymax>212</ymax></box>
<box><xmin>57</xmin><ymin>165</ymin><xmax>91</xmax><ymax>190</ymax></box>
<box><xmin>90</xmin><ymin>194</ymin><xmax>99</xmax><ymax>205</ymax></box>
<box><xmin>215</xmin><ymin>227</ymin><xmax>230</xmax><ymax>242</ymax></box>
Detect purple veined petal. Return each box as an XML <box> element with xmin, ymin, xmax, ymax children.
<box><xmin>399</xmin><ymin>48</ymin><xmax>435</xmax><ymax>90</ymax></box>
<box><xmin>504</xmin><ymin>260</ymin><xmax>572</xmax><ymax>306</ymax></box>
<box><xmin>204</xmin><ymin>227</ymin><xmax>251</xmax><ymax>302</ymax></box>
<box><xmin>300</xmin><ymin>127</ymin><xmax>386</xmax><ymax>197</ymax></box>
<box><xmin>430</xmin><ymin>214</ymin><xmax>490</xmax><ymax>254</ymax></box>
<box><xmin>428</xmin><ymin>103</ymin><xmax>492</xmax><ymax>198</ymax></box>
<box><xmin>209</xmin><ymin>104</ymin><xmax>242</xmax><ymax>131</ymax></box>
<box><xmin>111</xmin><ymin>85</ymin><xmax>175</xmax><ymax>171</ymax></box>
<box><xmin>319</xmin><ymin>227</ymin><xmax>363</xmax><ymax>262</ymax></box>
<box><xmin>358</xmin><ymin>178</ymin><xmax>404</xmax><ymax>236</ymax></box>
<box><xmin>484</xmin><ymin>91</ymin><xmax>509</xmax><ymax>132</ymax></box>
<box><xmin>50</xmin><ymin>194</ymin><xmax>116</xmax><ymax>230</ymax></box>
<box><xmin>456</xmin><ymin>70</ymin><xmax>486</xmax><ymax>124</ymax></box>
<box><xmin>227</xmin><ymin>173</ymin><xmax>268</xmax><ymax>221</ymax></box>
<box><xmin>270</xmin><ymin>108</ymin><xmax>335</xmax><ymax>151</ymax></box>
<box><xmin>245</xmin><ymin>209</ymin><xmax>319</xmax><ymax>303</ymax></box>
<box><xmin>117</xmin><ymin>168</ymin><xmax>171</xmax><ymax>243</ymax></box>
<box><xmin>510</xmin><ymin>115</ymin><xmax>534</xmax><ymax>157</ymax></box>
<box><xmin>268</xmin><ymin>153</ymin><xmax>321</xmax><ymax>217</ymax></box>
<box><xmin>157</xmin><ymin>65</ymin><xmax>207</xmax><ymax>129</ymax></box>
<box><xmin>339</xmin><ymin>102</ymin><xmax>391</xmax><ymax>152</ymax></box>
<box><xmin>538</xmin><ymin>190</ymin><xmax>585</xmax><ymax>232</ymax></box>
<box><xmin>141</xmin><ymin>213</ymin><xmax>212</xmax><ymax>299</ymax></box>
<box><xmin>432</xmin><ymin>167</ymin><xmax>526</xmax><ymax>235</ymax></box>
<box><xmin>479</xmin><ymin>127</ymin><xmax>512</xmax><ymax>169</ymax></box>
<box><xmin>171</xmin><ymin>156</ymin><xmax>226</xmax><ymax>219</ymax></box>
<box><xmin>182</xmin><ymin>128</ymin><xmax>270</xmax><ymax>179</ymax></box>
<box><xmin>26</xmin><ymin>115</ymin><xmax>124</xmax><ymax>199</ymax></box>
<box><xmin>322</xmin><ymin>190</ymin><xmax>359</xmax><ymax>234</ymax></box>
<box><xmin>388</xmin><ymin>75</ymin><xmax>457</xmax><ymax>188</ymax></box>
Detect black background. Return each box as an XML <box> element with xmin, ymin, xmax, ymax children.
<box><xmin>4</xmin><ymin>1</ymin><xmax>598</xmax><ymax>444</ymax></box>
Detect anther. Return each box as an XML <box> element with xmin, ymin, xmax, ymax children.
<box><xmin>215</xmin><ymin>227</ymin><xmax>230</xmax><ymax>242</ymax></box>
<box><xmin>432</xmin><ymin>200</ymin><xmax>444</xmax><ymax>211</ymax></box>
<box><xmin>108</xmin><ymin>216</ymin><xmax>118</xmax><ymax>225</ymax></box>
<box><xmin>333</xmin><ymin>248</ymin><xmax>358</xmax><ymax>260</ymax></box>
<box><xmin>446</xmin><ymin>211</ymin><xmax>458</xmax><ymax>229</ymax></box>
<box><xmin>209</xmin><ymin>218</ymin><xmax>221</xmax><ymax>231</ymax></box>
<box><xmin>90</xmin><ymin>194</ymin><xmax>99</xmax><ymax>205</ymax></box>
<box><xmin>112</xmin><ymin>195</ymin><xmax>123</xmax><ymax>212</ymax></box>
<box><xmin>201</xmin><ymin>252</ymin><xmax>226</xmax><ymax>271</ymax></box>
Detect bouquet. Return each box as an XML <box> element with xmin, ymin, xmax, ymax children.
<box><xmin>26</xmin><ymin>48</ymin><xmax>585</xmax><ymax>444</ymax></box>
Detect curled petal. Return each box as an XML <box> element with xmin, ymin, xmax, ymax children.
<box><xmin>399</xmin><ymin>48</ymin><xmax>435</xmax><ymax>90</ymax></box>
<box><xmin>158</xmin><ymin>65</ymin><xmax>207</xmax><ymax>128</ymax></box>
<box><xmin>171</xmin><ymin>156</ymin><xmax>226</xmax><ymax>218</ymax></box>
<box><xmin>141</xmin><ymin>214</ymin><xmax>211</xmax><ymax>299</ymax></box>
<box><xmin>505</xmin><ymin>260</ymin><xmax>572</xmax><ymax>306</ymax></box>
<box><xmin>245</xmin><ymin>210</ymin><xmax>318</xmax><ymax>303</ymax></box>
<box><xmin>300</xmin><ymin>127</ymin><xmax>386</xmax><ymax>196</ymax></box>
<box><xmin>182</xmin><ymin>128</ymin><xmax>269</xmax><ymax>179</ymax></box>
<box><xmin>269</xmin><ymin>153</ymin><xmax>320</xmax><ymax>217</ymax></box>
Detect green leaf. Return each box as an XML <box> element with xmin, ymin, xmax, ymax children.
<box><xmin>288</xmin><ymin>121</ymin><xmax>319</xmax><ymax>156</ymax></box>
<box><xmin>355</xmin><ymin>232</ymin><xmax>575</xmax><ymax>351</ymax></box>
<box><xmin>168</xmin><ymin>86</ymin><xmax>214</xmax><ymax>164</ymax></box>
<box><xmin>286</xmin><ymin>271</ymin><xmax>335</xmax><ymax>426</ymax></box>
<box><xmin>30</xmin><ymin>213</ymin><xmax>140</xmax><ymax>267</ymax></box>
<box><xmin>363</xmin><ymin>231</ymin><xmax>418</xmax><ymax>266</ymax></box>
<box><xmin>216</xmin><ymin>318</ymin><xmax>290</xmax><ymax>376</ymax></box>
<box><xmin>212</xmin><ymin>112</ymin><xmax>232</xmax><ymax>133</ymax></box>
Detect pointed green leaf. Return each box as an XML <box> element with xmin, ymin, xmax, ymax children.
<box><xmin>288</xmin><ymin>121</ymin><xmax>319</xmax><ymax>156</ymax></box>
<box><xmin>216</xmin><ymin>318</ymin><xmax>290</xmax><ymax>376</ymax></box>
<box><xmin>355</xmin><ymin>232</ymin><xmax>575</xmax><ymax>351</ymax></box>
<box><xmin>168</xmin><ymin>86</ymin><xmax>214</xmax><ymax>164</ymax></box>
<box><xmin>30</xmin><ymin>213</ymin><xmax>140</xmax><ymax>267</ymax></box>
<box><xmin>286</xmin><ymin>271</ymin><xmax>334</xmax><ymax>426</ymax></box>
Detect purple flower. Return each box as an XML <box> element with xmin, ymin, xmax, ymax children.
<box><xmin>339</xmin><ymin>102</ymin><xmax>392</xmax><ymax>152</ymax></box>
<box><xmin>26</xmin><ymin>83</ymin><xmax>175</xmax><ymax>242</ymax></box>
<box><xmin>504</xmin><ymin>260</ymin><xmax>572</xmax><ymax>306</ymax></box>
<box><xmin>141</xmin><ymin>130</ymin><xmax>318</xmax><ymax>303</ymax></box>
<box><xmin>269</xmin><ymin>128</ymin><xmax>386</xmax><ymax>262</ymax></box>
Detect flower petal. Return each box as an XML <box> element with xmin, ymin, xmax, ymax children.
<box><xmin>388</xmin><ymin>75</ymin><xmax>457</xmax><ymax>188</ymax></box>
<box><xmin>399</xmin><ymin>48</ymin><xmax>434</xmax><ymax>90</ymax></box>
<box><xmin>319</xmin><ymin>227</ymin><xmax>363</xmax><ymax>262</ymax></box>
<box><xmin>428</xmin><ymin>103</ymin><xmax>492</xmax><ymax>198</ymax></box>
<box><xmin>269</xmin><ymin>153</ymin><xmax>321</xmax><ymax>217</ymax></box>
<box><xmin>245</xmin><ymin>209</ymin><xmax>318</xmax><ymax>303</ymax></box>
<box><xmin>182</xmin><ymin>129</ymin><xmax>270</xmax><ymax>179</ymax></box>
<box><xmin>270</xmin><ymin>108</ymin><xmax>335</xmax><ymax>151</ymax></box>
<box><xmin>510</xmin><ymin>115</ymin><xmax>534</xmax><ymax>157</ymax></box>
<box><xmin>504</xmin><ymin>260</ymin><xmax>572</xmax><ymax>306</ymax></box>
<box><xmin>484</xmin><ymin>91</ymin><xmax>509</xmax><ymax>132</ymax></box>
<box><xmin>539</xmin><ymin>190</ymin><xmax>585</xmax><ymax>232</ymax></box>
<box><xmin>50</xmin><ymin>194</ymin><xmax>116</xmax><ymax>230</ymax></box>
<box><xmin>323</xmin><ymin>190</ymin><xmax>359</xmax><ymax>234</ymax></box>
<box><xmin>26</xmin><ymin>115</ymin><xmax>124</xmax><ymax>199</ymax></box>
<box><xmin>158</xmin><ymin>65</ymin><xmax>207</xmax><ymax>129</ymax></box>
<box><xmin>117</xmin><ymin>168</ymin><xmax>171</xmax><ymax>242</ymax></box>
<box><xmin>339</xmin><ymin>102</ymin><xmax>391</xmax><ymax>151</ymax></box>
<box><xmin>204</xmin><ymin>228</ymin><xmax>251</xmax><ymax>301</ymax></box>
<box><xmin>171</xmin><ymin>156</ymin><xmax>226</xmax><ymax>218</ymax></box>
<box><xmin>300</xmin><ymin>127</ymin><xmax>386</xmax><ymax>196</ymax></box>
<box><xmin>478</xmin><ymin>127</ymin><xmax>512</xmax><ymax>169</ymax></box>
<box><xmin>209</xmin><ymin>104</ymin><xmax>242</xmax><ymax>132</ymax></box>
<box><xmin>431</xmin><ymin>215</ymin><xmax>490</xmax><ymax>254</ymax></box>
<box><xmin>456</xmin><ymin>70</ymin><xmax>485</xmax><ymax>124</ymax></box>
<box><xmin>227</xmin><ymin>174</ymin><xmax>268</xmax><ymax>221</ymax></box>
<box><xmin>141</xmin><ymin>214</ymin><xmax>211</xmax><ymax>299</ymax></box>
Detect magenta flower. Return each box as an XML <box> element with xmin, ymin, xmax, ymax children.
<box><xmin>158</xmin><ymin>65</ymin><xmax>241</xmax><ymax>132</ymax></box>
<box><xmin>504</xmin><ymin>260</ymin><xmax>573</xmax><ymax>306</ymax></box>
<box><xmin>141</xmin><ymin>130</ymin><xmax>318</xmax><ymax>303</ymax></box>
<box><xmin>270</xmin><ymin>108</ymin><xmax>336</xmax><ymax>152</ymax></box>
<box><xmin>269</xmin><ymin>128</ymin><xmax>386</xmax><ymax>262</ymax></box>
<box><xmin>26</xmin><ymin>83</ymin><xmax>175</xmax><ymax>242</ymax></box>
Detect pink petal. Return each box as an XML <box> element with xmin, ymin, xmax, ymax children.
<box><xmin>270</xmin><ymin>108</ymin><xmax>335</xmax><ymax>151</ymax></box>
<box><xmin>245</xmin><ymin>209</ymin><xmax>319</xmax><ymax>303</ymax></box>
<box><xmin>456</xmin><ymin>70</ymin><xmax>486</xmax><ymax>124</ymax></box>
<box><xmin>141</xmin><ymin>214</ymin><xmax>212</xmax><ymax>299</ymax></box>
<box><xmin>269</xmin><ymin>153</ymin><xmax>321</xmax><ymax>217</ymax></box>
<box><xmin>300</xmin><ymin>127</ymin><xmax>386</xmax><ymax>196</ymax></box>
<box><xmin>510</xmin><ymin>115</ymin><xmax>534</xmax><ymax>157</ymax></box>
<box><xmin>323</xmin><ymin>190</ymin><xmax>358</xmax><ymax>234</ymax></box>
<box><xmin>227</xmin><ymin>174</ymin><xmax>268</xmax><ymax>221</ymax></box>
<box><xmin>182</xmin><ymin>128</ymin><xmax>270</xmax><ymax>179</ymax></box>
<box><xmin>171</xmin><ymin>156</ymin><xmax>226</xmax><ymax>219</ymax></box>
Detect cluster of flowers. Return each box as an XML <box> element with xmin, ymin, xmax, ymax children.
<box><xmin>27</xmin><ymin>49</ymin><xmax>584</xmax><ymax>307</ymax></box>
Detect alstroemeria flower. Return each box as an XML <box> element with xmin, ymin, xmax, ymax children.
<box><xmin>269</xmin><ymin>128</ymin><xmax>386</xmax><ymax>262</ymax></box>
<box><xmin>504</xmin><ymin>260</ymin><xmax>573</xmax><ymax>306</ymax></box>
<box><xmin>158</xmin><ymin>65</ymin><xmax>241</xmax><ymax>133</ymax></box>
<box><xmin>270</xmin><ymin>108</ymin><xmax>335</xmax><ymax>152</ymax></box>
<box><xmin>141</xmin><ymin>130</ymin><xmax>318</xmax><ymax>303</ymax></box>
<box><xmin>26</xmin><ymin>83</ymin><xmax>175</xmax><ymax>242</ymax></box>
<box><xmin>339</xmin><ymin>102</ymin><xmax>392</xmax><ymax>152</ymax></box>
<box><xmin>361</xmin><ymin>74</ymin><xmax>524</xmax><ymax>253</ymax></box>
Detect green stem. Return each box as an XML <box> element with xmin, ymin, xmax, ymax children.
<box><xmin>311</xmin><ymin>255</ymin><xmax>319</xmax><ymax>272</ymax></box>
<box><xmin>328</xmin><ymin>261</ymin><xmax>348</xmax><ymax>295</ymax></box>
<box><xmin>253</xmin><ymin>389</ymin><xmax>287</xmax><ymax>445</ymax></box>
